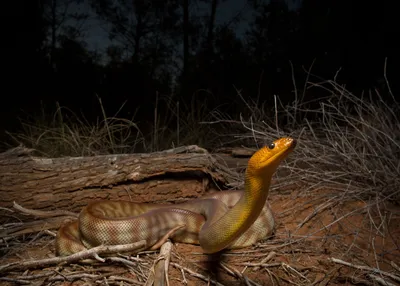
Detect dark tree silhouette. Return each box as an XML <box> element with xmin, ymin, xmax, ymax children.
<box><xmin>43</xmin><ymin>0</ymin><xmax>88</xmax><ymax>71</ymax></box>
<box><xmin>182</xmin><ymin>0</ymin><xmax>190</xmax><ymax>98</ymax></box>
<box><xmin>3</xmin><ymin>0</ymin><xmax>396</xmax><ymax>143</ymax></box>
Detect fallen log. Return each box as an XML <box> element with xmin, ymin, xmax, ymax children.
<box><xmin>0</xmin><ymin>145</ymin><xmax>238</xmax><ymax>217</ymax></box>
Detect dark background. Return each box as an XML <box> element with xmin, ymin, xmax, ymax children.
<box><xmin>3</xmin><ymin>0</ymin><xmax>397</xmax><ymax>143</ymax></box>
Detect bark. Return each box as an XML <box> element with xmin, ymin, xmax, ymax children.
<box><xmin>0</xmin><ymin>146</ymin><xmax>238</xmax><ymax>217</ymax></box>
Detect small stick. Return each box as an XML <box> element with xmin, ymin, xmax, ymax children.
<box><xmin>220</xmin><ymin>262</ymin><xmax>261</xmax><ymax>286</ymax></box>
<box><xmin>178</xmin><ymin>266</ymin><xmax>187</xmax><ymax>284</ymax></box>
<box><xmin>368</xmin><ymin>274</ymin><xmax>397</xmax><ymax>286</ymax></box>
<box><xmin>47</xmin><ymin>273</ymin><xmax>101</xmax><ymax>282</ymax></box>
<box><xmin>282</xmin><ymin>262</ymin><xmax>310</xmax><ymax>282</ymax></box>
<box><xmin>13</xmin><ymin>201</ymin><xmax>78</xmax><ymax>218</ymax></box>
<box><xmin>145</xmin><ymin>241</ymin><xmax>173</xmax><ymax>286</ymax></box>
<box><xmin>108</xmin><ymin>275</ymin><xmax>144</xmax><ymax>285</ymax></box>
<box><xmin>391</xmin><ymin>261</ymin><xmax>400</xmax><ymax>273</ymax></box>
<box><xmin>171</xmin><ymin>262</ymin><xmax>224</xmax><ymax>286</ymax></box>
<box><xmin>0</xmin><ymin>240</ymin><xmax>146</xmax><ymax>273</ymax></box>
<box><xmin>144</xmin><ymin>225</ymin><xmax>183</xmax><ymax>286</ymax></box>
<box><xmin>235</xmin><ymin>262</ymin><xmax>281</xmax><ymax>268</ymax></box>
<box><xmin>0</xmin><ymin>277</ymin><xmax>30</xmax><ymax>285</ymax></box>
<box><xmin>106</xmin><ymin>256</ymin><xmax>143</xmax><ymax>268</ymax></box>
<box><xmin>329</xmin><ymin>257</ymin><xmax>400</xmax><ymax>283</ymax></box>
<box><xmin>253</xmin><ymin>251</ymin><xmax>276</xmax><ymax>271</ymax></box>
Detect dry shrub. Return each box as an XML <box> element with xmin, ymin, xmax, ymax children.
<box><xmin>208</xmin><ymin>79</ymin><xmax>399</xmax><ymax>204</ymax></box>
<box><xmin>6</xmin><ymin>100</ymin><xmax>145</xmax><ymax>157</ymax></box>
<box><xmin>5</xmin><ymin>92</ymin><xmax>219</xmax><ymax>157</ymax></box>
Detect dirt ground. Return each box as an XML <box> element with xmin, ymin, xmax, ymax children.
<box><xmin>0</xmin><ymin>156</ymin><xmax>399</xmax><ymax>285</ymax></box>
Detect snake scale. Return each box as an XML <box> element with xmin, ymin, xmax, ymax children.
<box><xmin>56</xmin><ymin>137</ymin><xmax>296</xmax><ymax>256</ymax></box>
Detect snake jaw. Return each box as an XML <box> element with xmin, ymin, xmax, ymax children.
<box><xmin>247</xmin><ymin>137</ymin><xmax>296</xmax><ymax>176</ymax></box>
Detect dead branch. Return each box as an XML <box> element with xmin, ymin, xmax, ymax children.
<box><xmin>0</xmin><ymin>240</ymin><xmax>147</xmax><ymax>273</ymax></box>
<box><xmin>145</xmin><ymin>241</ymin><xmax>173</xmax><ymax>286</ymax></box>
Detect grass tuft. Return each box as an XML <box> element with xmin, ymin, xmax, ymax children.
<box><xmin>205</xmin><ymin>78</ymin><xmax>399</xmax><ymax>204</ymax></box>
<box><xmin>6</xmin><ymin>100</ymin><xmax>145</xmax><ymax>157</ymax></box>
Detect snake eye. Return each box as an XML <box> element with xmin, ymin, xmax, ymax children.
<box><xmin>267</xmin><ymin>142</ymin><xmax>275</xmax><ymax>149</ymax></box>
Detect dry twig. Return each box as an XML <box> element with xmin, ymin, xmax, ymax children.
<box><xmin>329</xmin><ymin>257</ymin><xmax>400</xmax><ymax>283</ymax></box>
<box><xmin>171</xmin><ymin>262</ymin><xmax>224</xmax><ymax>286</ymax></box>
<box><xmin>0</xmin><ymin>240</ymin><xmax>147</xmax><ymax>273</ymax></box>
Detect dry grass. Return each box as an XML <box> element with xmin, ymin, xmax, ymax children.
<box><xmin>5</xmin><ymin>93</ymin><xmax>218</xmax><ymax>157</ymax></box>
<box><xmin>207</xmin><ymin>77</ymin><xmax>399</xmax><ymax>203</ymax></box>
<box><xmin>5</xmin><ymin>99</ymin><xmax>145</xmax><ymax>157</ymax></box>
<box><xmin>146</xmin><ymin>91</ymin><xmax>218</xmax><ymax>151</ymax></box>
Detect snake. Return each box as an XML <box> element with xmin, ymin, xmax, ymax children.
<box><xmin>55</xmin><ymin>137</ymin><xmax>296</xmax><ymax>256</ymax></box>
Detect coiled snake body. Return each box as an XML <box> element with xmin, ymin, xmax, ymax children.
<box><xmin>56</xmin><ymin>137</ymin><xmax>296</xmax><ymax>256</ymax></box>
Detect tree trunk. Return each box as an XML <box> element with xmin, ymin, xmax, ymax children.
<box><xmin>207</xmin><ymin>0</ymin><xmax>218</xmax><ymax>52</ymax></box>
<box><xmin>51</xmin><ymin>0</ymin><xmax>57</xmax><ymax>71</ymax></box>
<box><xmin>182</xmin><ymin>0</ymin><xmax>189</xmax><ymax>96</ymax></box>
<box><xmin>132</xmin><ymin>1</ymin><xmax>144</xmax><ymax>64</ymax></box>
<box><xmin>0</xmin><ymin>146</ymin><xmax>238</xmax><ymax>219</ymax></box>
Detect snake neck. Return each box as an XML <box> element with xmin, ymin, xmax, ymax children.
<box><xmin>199</xmin><ymin>170</ymin><xmax>272</xmax><ymax>253</ymax></box>
<box><xmin>241</xmin><ymin>170</ymin><xmax>272</xmax><ymax>223</ymax></box>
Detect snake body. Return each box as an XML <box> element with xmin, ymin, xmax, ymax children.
<box><xmin>56</xmin><ymin>137</ymin><xmax>296</xmax><ymax>256</ymax></box>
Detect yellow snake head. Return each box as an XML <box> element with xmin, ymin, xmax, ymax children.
<box><xmin>243</xmin><ymin>137</ymin><xmax>296</xmax><ymax>207</ymax></box>
<box><xmin>247</xmin><ymin>137</ymin><xmax>296</xmax><ymax>177</ymax></box>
